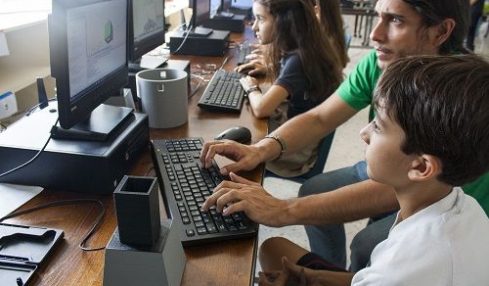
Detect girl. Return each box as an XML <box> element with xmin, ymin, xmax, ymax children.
<box><xmin>240</xmin><ymin>0</ymin><xmax>343</xmax><ymax>177</ymax></box>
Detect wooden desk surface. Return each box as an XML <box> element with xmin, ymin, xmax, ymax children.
<box><xmin>4</xmin><ymin>27</ymin><xmax>266</xmax><ymax>286</ymax></box>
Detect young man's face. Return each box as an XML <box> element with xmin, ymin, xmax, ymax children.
<box><xmin>370</xmin><ymin>0</ymin><xmax>442</xmax><ymax>69</ymax></box>
<box><xmin>360</xmin><ymin>106</ymin><xmax>416</xmax><ymax>187</ymax></box>
<box><xmin>251</xmin><ymin>2</ymin><xmax>273</xmax><ymax>45</ymax></box>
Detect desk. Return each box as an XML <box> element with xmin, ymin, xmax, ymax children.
<box><xmin>3</xmin><ymin>27</ymin><xmax>266</xmax><ymax>286</ymax></box>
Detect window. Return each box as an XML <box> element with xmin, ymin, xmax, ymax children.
<box><xmin>0</xmin><ymin>0</ymin><xmax>51</xmax><ymax>14</ymax></box>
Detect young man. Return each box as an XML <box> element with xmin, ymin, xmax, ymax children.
<box><xmin>201</xmin><ymin>0</ymin><xmax>487</xmax><ymax>270</ymax></box>
<box><xmin>258</xmin><ymin>54</ymin><xmax>489</xmax><ymax>285</ymax></box>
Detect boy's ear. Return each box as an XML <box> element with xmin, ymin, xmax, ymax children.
<box><xmin>408</xmin><ymin>154</ymin><xmax>442</xmax><ymax>181</ymax></box>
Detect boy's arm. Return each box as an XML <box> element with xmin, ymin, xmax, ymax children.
<box><xmin>203</xmin><ymin>174</ymin><xmax>398</xmax><ymax>227</ymax></box>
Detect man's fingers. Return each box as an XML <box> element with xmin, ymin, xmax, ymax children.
<box><xmin>230</xmin><ymin>172</ymin><xmax>260</xmax><ymax>186</ymax></box>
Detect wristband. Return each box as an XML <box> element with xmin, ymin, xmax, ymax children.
<box><xmin>264</xmin><ymin>134</ymin><xmax>287</xmax><ymax>160</ymax></box>
<box><xmin>246</xmin><ymin>86</ymin><xmax>261</xmax><ymax>94</ymax></box>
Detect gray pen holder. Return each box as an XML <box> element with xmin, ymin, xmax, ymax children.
<box><xmin>136</xmin><ymin>68</ymin><xmax>188</xmax><ymax>129</ymax></box>
<box><xmin>113</xmin><ymin>175</ymin><xmax>161</xmax><ymax>246</ymax></box>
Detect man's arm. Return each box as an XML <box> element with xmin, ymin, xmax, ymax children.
<box><xmin>270</xmin><ymin>92</ymin><xmax>358</xmax><ymax>155</ymax></box>
<box><xmin>201</xmin><ymin>92</ymin><xmax>358</xmax><ymax>173</ymax></box>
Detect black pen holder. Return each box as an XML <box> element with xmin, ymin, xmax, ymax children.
<box><xmin>114</xmin><ymin>175</ymin><xmax>161</xmax><ymax>246</ymax></box>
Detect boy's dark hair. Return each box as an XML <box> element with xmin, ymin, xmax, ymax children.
<box><xmin>402</xmin><ymin>0</ymin><xmax>470</xmax><ymax>54</ymax></box>
<box><xmin>374</xmin><ymin>55</ymin><xmax>489</xmax><ymax>186</ymax></box>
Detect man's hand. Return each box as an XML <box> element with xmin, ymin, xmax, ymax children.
<box><xmin>200</xmin><ymin>140</ymin><xmax>264</xmax><ymax>175</ymax></box>
<box><xmin>201</xmin><ymin>172</ymin><xmax>289</xmax><ymax>227</ymax></box>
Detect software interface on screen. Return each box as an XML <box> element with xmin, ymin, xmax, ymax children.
<box><xmin>133</xmin><ymin>0</ymin><xmax>164</xmax><ymax>44</ymax></box>
<box><xmin>67</xmin><ymin>0</ymin><xmax>126</xmax><ymax>98</ymax></box>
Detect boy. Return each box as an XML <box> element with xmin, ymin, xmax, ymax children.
<box><xmin>258</xmin><ymin>55</ymin><xmax>489</xmax><ymax>285</ymax></box>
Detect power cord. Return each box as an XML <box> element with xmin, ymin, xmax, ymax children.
<box><xmin>172</xmin><ymin>24</ymin><xmax>194</xmax><ymax>54</ymax></box>
<box><xmin>189</xmin><ymin>74</ymin><xmax>207</xmax><ymax>99</ymax></box>
<box><xmin>0</xmin><ymin>199</ymin><xmax>106</xmax><ymax>251</ymax></box>
<box><xmin>25</xmin><ymin>97</ymin><xmax>57</xmax><ymax>117</ymax></box>
<box><xmin>0</xmin><ymin>118</ymin><xmax>58</xmax><ymax>179</ymax></box>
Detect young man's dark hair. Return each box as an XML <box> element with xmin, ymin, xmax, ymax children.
<box><xmin>403</xmin><ymin>0</ymin><xmax>470</xmax><ymax>54</ymax></box>
<box><xmin>374</xmin><ymin>54</ymin><xmax>489</xmax><ymax>186</ymax></box>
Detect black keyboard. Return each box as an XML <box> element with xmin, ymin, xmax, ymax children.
<box><xmin>237</xmin><ymin>43</ymin><xmax>252</xmax><ymax>65</ymax></box>
<box><xmin>151</xmin><ymin>138</ymin><xmax>258</xmax><ymax>246</ymax></box>
<box><xmin>197</xmin><ymin>69</ymin><xmax>246</xmax><ymax>112</ymax></box>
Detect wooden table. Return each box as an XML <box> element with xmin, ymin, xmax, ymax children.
<box><xmin>4</xmin><ymin>27</ymin><xmax>266</xmax><ymax>286</ymax></box>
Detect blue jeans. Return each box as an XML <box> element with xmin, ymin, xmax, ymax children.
<box><xmin>298</xmin><ymin>161</ymin><xmax>371</xmax><ymax>269</ymax></box>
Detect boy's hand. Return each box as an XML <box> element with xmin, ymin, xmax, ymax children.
<box><xmin>201</xmin><ymin>172</ymin><xmax>289</xmax><ymax>227</ymax></box>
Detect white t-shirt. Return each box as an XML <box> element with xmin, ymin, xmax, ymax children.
<box><xmin>352</xmin><ymin>187</ymin><xmax>489</xmax><ymax>286</ymax></box>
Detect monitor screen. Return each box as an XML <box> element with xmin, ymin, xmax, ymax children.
<box><xmin>50</xmin><ymin>0</ymin><xmax>128</xmax><ymax>129</ymax></box>
<box><xmin>222</xmin><ymin>0</ymin><xmax>232</xmax><ymax>10</ymax></box>
<box><xmin>128</xmin><ymin>0</ymin><xmax>165</xmax><ymax>62</ymax></box>
<box><xmin>210</xmin><ymin>0</ymin><xmax>222</xmax><ymax>18</ymax></box>
<box><xmin>190</xmin><ymin>0</ymin><xmax>211</xmax><ymax>27</ymax></box>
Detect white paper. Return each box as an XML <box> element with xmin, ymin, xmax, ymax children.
<box><xmin>0</xmin><ymin>183</ymin><xmax>43</xmax><ymax>218</ymax></box>
<box><xmin>0</xmin><ymin>32</ymin><xmax>9</xmax><ymax>57</ymax></box>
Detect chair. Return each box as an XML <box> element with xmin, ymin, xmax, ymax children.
<box><xmin>265</xmin><ymin>131</ymin><xmax>336</xmax><ymax>183</ymax></box>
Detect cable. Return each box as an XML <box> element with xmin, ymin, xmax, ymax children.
<box><xmin>218</xmin><ymin>56</ymin><xmax>230</xmax><ymax>70</ymax></box>
<box><xmin>25</xmin><ymin>97</ymin><xmax>57</xmax><ymax>117</ymax></box>
<box><xmin>0</xmin><ymin>118</ymin><xmax>58</xmax><ymax>179</ymax></box>
<box><xmin>0</xmin><ymin>199</ymin><xmax>106</xmax><ymax>252</ymax></box>
<box><xmin>189</xmin><ymin>74</ymin><xmax>207</xmax><ymax>99</ymax></box>
<box><xmin>172</xmin><ymin>24</ymin><xmax>194</xmax><ymax>54</ymax></box>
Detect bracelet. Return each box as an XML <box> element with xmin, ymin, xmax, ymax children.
<box><xmin>246</xmin><ymin>86</ymin><xmax>261</xmax><ymax>94</ymax></box>
<box><xmin>264</xmin><ymin>134</ymin><xmax>287</xmax><ymax>160</ymax></box>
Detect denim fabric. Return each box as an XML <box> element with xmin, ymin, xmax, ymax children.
<box><xmin>298</xmin><ymin>161</ymin><xmax>369</xmax><ymax>268</ymax></box>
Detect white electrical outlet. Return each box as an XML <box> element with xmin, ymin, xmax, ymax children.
<box><xmin>0</xmin><ymin>91</ymin><xmax>18</xmax><ymax>120</ymax></box>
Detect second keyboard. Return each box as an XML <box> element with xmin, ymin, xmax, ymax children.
<box><xmin>198</xmin><ymin>69</ymin><xmax>246</xmax><ymax>112</ymax></box>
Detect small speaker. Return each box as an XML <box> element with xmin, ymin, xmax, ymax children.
<box><xmin>113</xmin><ymin>175</ymin><xmax>160</xmax><ymax>246</ymax></box>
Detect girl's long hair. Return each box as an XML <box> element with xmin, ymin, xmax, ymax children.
<box><xmin>314</xmin><ymin>0</ymin><xmax>349</xmax><ymax>67</ymax></box>
<box><xmin>257</xmin><ymin>0</ymin><xmax>343</xmax><ymax>103</ymax></box>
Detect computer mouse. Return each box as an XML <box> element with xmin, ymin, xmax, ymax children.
<box><xmin>214</xmin><ymin>126</ymin><xmax>252</xmax><ymax>144</ymax></box>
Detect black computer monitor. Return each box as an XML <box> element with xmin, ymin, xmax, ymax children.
<box><xmin>127</xmin><ymin>0</ymin><xmax>165</xmax><ymax>63</ymax></box>
<box><xmin>49</xmin><ymin>0</ymin><xmax>132</xmax><ymax>139</ymax></box>
<box><xmin>190</xmin><ymin>0</ymin><xmax>211</xmax><ymax>27</ymax></box>
<box><xmin>222</xmin><ymin>0</ymin><xmax>232</xmax><ymax>10</ymax></box>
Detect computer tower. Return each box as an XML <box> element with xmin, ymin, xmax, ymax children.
<box><xmin>169</xmin><ymin>30</ymin><xmax>230</xmax><ymax>56</ymax></box>
<box><xmin>203</xmin><ymin>14</ymin><xmax>246</xmax><ymax>33</ymax></box>
<box><xmin>0</xmin><ymin>103</ymin><xmax>149</xmax><ymax>194</ymax></box>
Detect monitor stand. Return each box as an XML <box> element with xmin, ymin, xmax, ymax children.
<box><xmin>129</xmin><ymin>55</ymin><xmax>169</xmax><ymax>71</ymax></box>
<box><xmin>50</xmin><ymin>104</ymin><xmax>134</xmax><ymax>141</ymax></box>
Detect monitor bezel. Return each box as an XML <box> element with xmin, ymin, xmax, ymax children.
<box><xmin>50</xmin><ymin>0</ymin><xmax>128</xmax><ymax>130</ymax></box>
<box><xmin>127</xmin><ymin>0</ymin><xmax>166</xmax><ymax>63</ymax></box>
<box><xmin>189</xmin><ymin>0</ymin><xmax>211</xmax><ymax>27</ymax></box>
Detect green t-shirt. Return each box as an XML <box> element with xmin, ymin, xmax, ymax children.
<box><xmin>336</xmin><ymin>50</ymin><xmax>489</xmax><ymax>216</ymax></box>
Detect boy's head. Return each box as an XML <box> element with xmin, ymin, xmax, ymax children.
<box><xmin>371</xmin><ymin>0</ymin><xmax>469</xmax><ymax>69</ymax></box>
<box><xmin>366</xmin><ymin>55</ymin><xmax>489</xmax><ymax>187</ymax></box>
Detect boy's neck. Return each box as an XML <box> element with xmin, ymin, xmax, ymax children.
<box><xmin>395</xmin><ymin>181</ymin><xmax>453</xmax><ymax>222</ymax></box>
